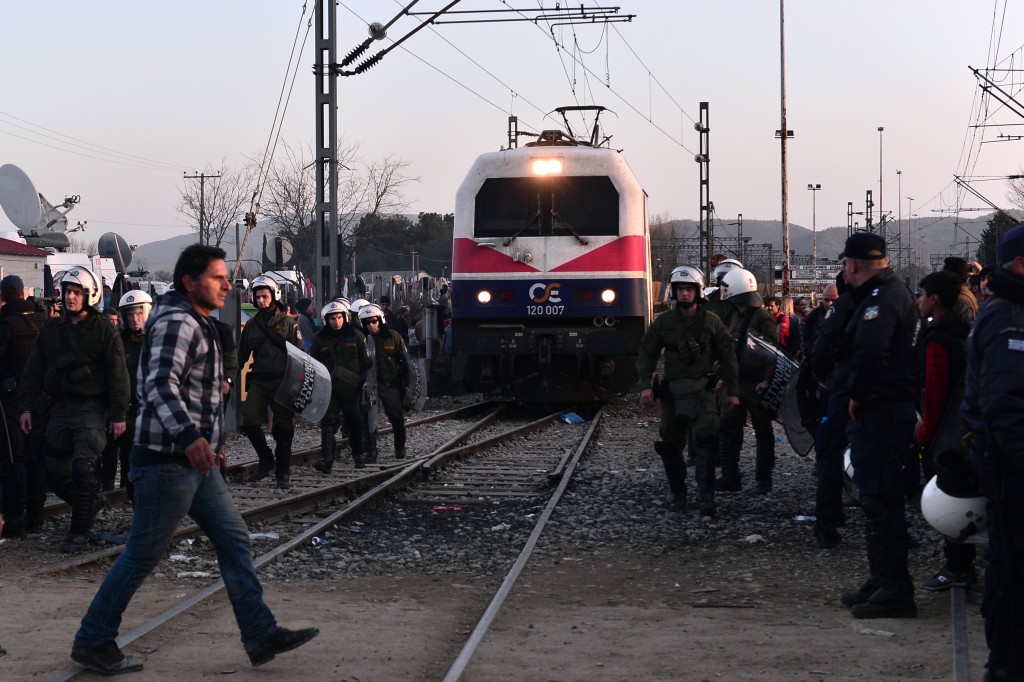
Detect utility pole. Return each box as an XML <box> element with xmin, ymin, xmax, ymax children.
<box><xmin>877</xmin><ymin>126</ymin><xmax>885</xmax><ymax>242</ymax></box>
<box><xmin>315</xmin><ymin>0</ymin><xmax>339</xmax><ymax>304</ymax></box>
<box><xmin>183</xmin><ymin>171</ymin><xmax>221</xmax><ymax>246</ymax></box>
<box><xmin>807</xmin><ymin>184</ymin><xmax>821</xmax><ymax>269</ymax></box>
<box><xmin>696</xmin><ymin>102</ymin><xmax>711</xmax><ymax>276</ymax></box>
<box><xmin>778</xmin><ymin>0</ymin><xmax>791</xmax><ymax>296</ymax></box>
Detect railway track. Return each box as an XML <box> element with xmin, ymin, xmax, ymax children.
<box><xmin>3</xmin><ymin>401</ymin><xmax>499</xmax><ymax>584</ymax></box>
<box><xmin>39</xmin><ymin>403</ymin><xmax>601</xmax><ymax>680</ymax></box>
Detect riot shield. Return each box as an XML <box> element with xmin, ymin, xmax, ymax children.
<box><xmin>402</xmin><ymin>350</ymin><xmax>427</xmax><ymax>411</ymax></box>
<box><xmin>363</xmin><ymin>340</ymin><xmax>379</xmax><ymax>432</ymax></box>
<box><xmin>780</xmin><ymin>378</ymin><xmax>815</xmax><ymax>457</ymax></box>
<box><xmin>274</xmin><ymin>344</ymin><xmax>332</xmax><ymax>423</ymax></box>
<box><xmin>739</xmin><ymin>330</ymin><xmax>798</xmax><ymax>414</ymax></box>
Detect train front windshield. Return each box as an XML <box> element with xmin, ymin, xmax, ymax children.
<box><xmin>473</xmin><ymin>176</ymin><xmax>619</xmax><ymax>240</ymax></box>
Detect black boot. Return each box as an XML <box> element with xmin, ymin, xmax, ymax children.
<box><xmin>363</xmin><ymin>427</ymin><xmax>378</xmax><ymax>465</ymax></box>
<box><xmin>243</xmin><ymin>427</ymin><xmax>275</xmax><ymax>481</ymax></box>
<box><xmin>849</xmin><ymin>498</ymin><xmax>917</xmax><ymax>618</ymax></box>
<box><xmin>654</xmin><ymin>441</ymin><xmax>687</xmax><ymax>511</ymax></box>
<box><xmin>314</xmin><ymin>425</ymin><xmax>335</xmax><ymax>474</ymax></box>
<box><xmin>715</xmin><ymin>420</ymin><xmax>742</xmax><ymax>492</ymax></box>
<box><xmin>814</xmin><ymin>507</ymin><xmax>842</xmax><ymax>549</ymax></box>
<box><xmin>273</xmin><ymin>426</ymin><xmax>293</xmax><ymax>490</ymax></box>
<box><xmin>693</xmin><ymin>429</ymin><xmax>718</xmax><ymax>517</ymax></box>
<box><xmin>750</xmin><ymin>435</ymin><xmax>776</xmax><ymax>495</ymax></box>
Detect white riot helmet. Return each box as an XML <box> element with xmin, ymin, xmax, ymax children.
<box><xmin>350</xmin><ymin>298</ymin><xmax>371</xmax><ymax>315</ymax></box>
<box><xmin>321</xmin><ymin>299</ymin><xmax>350</xmax><ymax>320</ymax></box>
<box><xmin>668</xmin><ymin>265</ymin><xmax>706</xmax><ymax>301</ymax></box>
<box><xmin>842</xmin><ymin>446</ymin><xmax>859</xmax><ymax>502</ymax></box>
<box><xmin>720</xmin><ymin>268</ymin><xmax>763</xmax><ymax>307</ymax></box>
<box><xmin>921</xmin><ymin>476</ymin><xmax>988</xmax><ymax>543</ymax></box>
<box><xmin>712</xmin><ymin>258</ymin><xmax>743</xmax><ymax>283</ymax></box>
<box><xmin>61</xmin><ymin>266</ymin><xmax>102</xmax><ymax>308</ymax></box>
<box><xmin>920</xmin><ymin>449</ymin><xmax>989</xmax><ymax>543</ymax></box>
<box><xmin>358</xmin><ymin>303</ymin><xmax>385</xmax><ymax>326</ymax></box>
<box><xmin>250</xmin><ymin>275</ymin><xmax>281</xmax><ymax>304</ymax></box>
<box><xmin>118</xmin><ymin>290</ymin><xmax>153</xmax><ymax>310</ymax></box>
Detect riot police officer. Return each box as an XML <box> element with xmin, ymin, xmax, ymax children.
<box><xmin>237</xmin><ymin>275</ymin><xmax>303</xmax><ymax>489</ymax></box>
<box><xmin>835</xmin><ymin>232</ymin><xmax>919</xmax><ymax>619</ymax></box>
<box><xmin>359</xmin><ymin>303</ymin><xmax>409</xmax><ymax>462</ymax></box>
<box><xmin>0</xmin><ymin>275</ymin><xmax>45</xmax><ymax>537</ymax></box>
<box><xmin>714</xmin><ymin>268</ymin><xmax>780</xmax><ymax>494</ymax></box>
<box><xmin>638</xmin><ymin>265</ymin><xmax>739</xmax><ymax>517</ymax></box>
<box><xmin>704</xmin><ymin>257</ymin><xmax>743</xmax><ymax>320</ymax></box>
<box><xmin>961</xmin><ymin>224</ymin><xmax>1024</xmax><ymax>679</ymax></box>
<box><xmin>98</xmin><ymin>290</ymin><xmax>153</xmax><ymax>502</ymax></box>
<box><xmin>19</xmin><ymin>266</ymin><xmax>130</xmax><ymax>551</ymax></box>
<box><xmin>312</xmin><ymin>299</ymin><xmax>372</xmax><ymax>471</ymax></box>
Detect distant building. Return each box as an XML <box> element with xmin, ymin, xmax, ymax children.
<box><xmin>0</xmin><ymin>237</ymin><xmax>49</xmax><ymax>296</ymax></box>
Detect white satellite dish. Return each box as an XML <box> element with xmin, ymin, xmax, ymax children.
<box><xmin>0</xmin><ymin>164</ymin><xmax>43</xmax><ymax>232</ymax></box>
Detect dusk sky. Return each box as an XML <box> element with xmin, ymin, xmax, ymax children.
<box><xmin>2</xmin><ymin>1</ymin><xmax>1022</xmax><ymax>250</ymax></box>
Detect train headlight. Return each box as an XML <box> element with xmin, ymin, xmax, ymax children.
<box><xmin>477</xmin><ymin>290</ymin><xmax>492</xmax><ymax>304</ymax></box>
<box><xmin>600</xmin><ymin>289</ymin><xmax>616</xmax><ymax>303</ymax></box>
<box><xmin>531</xmin><ymin>158</ymin><xmax>564</xmax><ymax>176</ymax></box>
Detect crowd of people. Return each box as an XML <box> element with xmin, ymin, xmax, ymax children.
<box><xmin>639</xmin><ymin>229</ymin><xmax>1024</xmax><ymax>681</ymax></box>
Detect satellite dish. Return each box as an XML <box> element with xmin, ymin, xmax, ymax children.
<box><xmin>264</xmin><ymin>236</ymin><xmax>294</xmax><ymax>267</ymax></box>
<box><xmin>0</xmin><ymin>164</ymin><xmax>43</xmax><ymax>232</ymax></box>
<box><xmin>98</xmin><ymin>232</ymin><xmax>133</xmax><ymax>274</ymax></box>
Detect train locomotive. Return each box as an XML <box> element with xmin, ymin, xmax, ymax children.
<box><xmin>450</xmin><ymin>107</ymin><xmax>652</xmax><ymax>403</ymax></box>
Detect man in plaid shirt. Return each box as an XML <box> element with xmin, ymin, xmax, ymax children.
<box><xmin>69</xmin><ymin>245</ymin><xmax>318</xmax><ymax>676</ymax></box>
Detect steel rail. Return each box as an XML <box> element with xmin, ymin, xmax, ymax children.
<box><xmin>422</xmin><ymin>408</ymin><xmax>565</xmax><ymax>471</ymax></box>
<box><xmin>45</xmin><ymin>405</ymin><xmax>532</xmax><ymax>680</ymax></box>
<box><xmin>951</xmin><ymin>585</ymin><xmax>971</xmax><ymax>682</ymax></box>
<box><xmin>41</xmin><ymin>401</ymin><xmax>493</xmax><ymax>517</ymax></box>
<box><xmin>441</xmin><ymin>405</ymin><xmax>604</xmax><ymax>682</ymax></box>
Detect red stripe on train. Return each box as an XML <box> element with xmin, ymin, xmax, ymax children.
<box><xmin>550</xmin><ymin>235</ymin><xmax>647</xmax><ymax>272</ymax></box>
<box><xmin>452</xmin><ymin>238</ymin><xmax>539</xmax><ymax>274</ymax></box>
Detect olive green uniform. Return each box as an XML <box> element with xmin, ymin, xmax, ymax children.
<box><xmin>19</xmin><ymin>310</ymin><xmax>129</xmax><ymax>538</ymax></box>
<box><xmin>237</xmin><ymin>304</ymin><xmax>303</xmax><ymax>484</ymax></box>
<box><xmin>311</xmin><ymin>323</ymin><xmax>372</xmax><ymax>470</ymax></box>
<box><xmin>637</xmin><ymin>305</ymin><xmax>738</xmax><ymax>514</ymax></box>
<box><xmin>365</xmin><ymin>326</ymin><xmax>409</xmax><ymax>462</ymax></box>
<box><xmin>717</xmin><ymin>305</ymin><xmax>781</xmax><ymax>492</ymax></box>
<box><xmin>99</xmin><ymin>329</ymin><xmax>145</xmax><ymax>498</ymax></box>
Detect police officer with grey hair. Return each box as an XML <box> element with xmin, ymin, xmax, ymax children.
<box><xmin>835</xmin><ymin>232</ymin><xmax>919</xmax><ymax>619</ymax></box>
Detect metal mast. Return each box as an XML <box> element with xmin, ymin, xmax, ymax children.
<box><xmin>315</xmin><ymin>0</ymin><xmax>339</xmax><ymax>303</ymax></box>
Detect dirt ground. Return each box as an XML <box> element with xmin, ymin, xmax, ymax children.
<box><xmin>3</xmin><ymin>546</ymin><xmax>987</xmax><ymax>681</ymax></box>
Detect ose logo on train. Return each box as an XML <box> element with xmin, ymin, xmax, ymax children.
<box><xmin>527</xmin><ymin>282</ymin><xmax>564</xmax><ymax>315</ymax></box>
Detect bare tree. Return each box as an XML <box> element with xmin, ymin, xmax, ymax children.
<box><xmin>177</xmin><ymin>160</ymin><xmax>256</xmax><ymax>248</ymax></box>
<box><xmin>258</xmin><ymin>140</ymin><xmax>417</xmax><ymax>277</ymax></box>
<box><xmin>68</xmin><ymin>236</ymin><xmax>98</xmax><ymax>256</ymax></box>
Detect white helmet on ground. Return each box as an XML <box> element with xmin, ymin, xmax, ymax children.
<box><xmin>720</xmin><ymin>268</ymin><xmax>763</xmax><ymax>307</ymax></box>
<box><xmin>322</xmin><ymin>299</ymin><xmax>350</xmax><ymax>319</ymax></box>
<box><xmin>668</xmin><ymin>265</ymin><xmax>706</xmax><ymax>300</ymax></box>
<box><xmin>712</xmin><ymin>258</ymin><xmax>743</xmax><ymax>283</ymax></box>
<box><xmin>118</xmin><ymin>290</ymin><xmax>153</xmax><ymax>310</ymax></box>
<box><xmin>250</xmin><ymin>275</ymin><xmax>281</xmax><ymax>303</ymax></box>
<box><xmin>921</xmin><ymin>476</ymin><xmax>988</xmax><ymax>543</ymax></box>
<box><xmin>61</xmin><ymin>266</ymin><xmax>102</xmax><ymax>307</ymax></box>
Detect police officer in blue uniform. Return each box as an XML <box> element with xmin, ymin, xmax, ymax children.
<box><xmin>836</xmin><ymin>232</ymin><xmax>920</xmax><ymax>619</ymax></box>
<box><xmin>962</xmin><ymin>224</ymin><xmax>1024</xmax><ymax>681</ymax></box>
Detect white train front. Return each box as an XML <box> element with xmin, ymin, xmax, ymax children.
<box><xmin>450</xmin><ymin>127</ymin><xmax>653</xmax><ymax>402</ymax></box>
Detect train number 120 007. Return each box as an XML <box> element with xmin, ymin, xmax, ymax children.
<box><xmin>526</xmin><ymin>304</ymin><xmax>565</xmax><ymax>316</ymax></box>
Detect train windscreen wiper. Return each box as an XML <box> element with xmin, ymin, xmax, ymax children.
<box><xmin>503</xmin><ymin>209</ymin><xmax>541</xmax><ymax>246</ymax></box>
<box><xmin>551</xmin><ymin>210</ymin><xmax>589</xmax><ymax>245</ymax></box>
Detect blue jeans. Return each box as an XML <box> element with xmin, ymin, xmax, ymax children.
<box><xmin>75</xmin><ymin>460</ymin><xmax>277</xmax><ymax>650</ymax></box>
